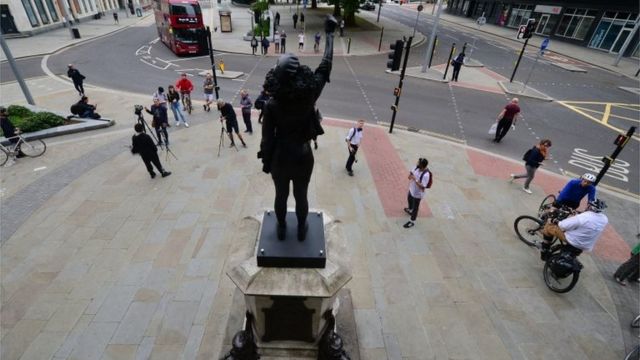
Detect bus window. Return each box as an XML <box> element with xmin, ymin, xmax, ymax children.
<box><xmin>171</xmin><ymin>4</ymin><xmax>201</xmax><ymax>16</ymax></box>
<box><xmin>174</xmin><ymin>28</ymin><xmax>200</xmax><ymax>43</ymax></box>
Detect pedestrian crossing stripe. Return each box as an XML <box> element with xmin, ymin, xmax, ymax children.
<box><xmin>556</xmin><ymin>101</ymin><xmax>640</xmax><ymax>141</ymax></box>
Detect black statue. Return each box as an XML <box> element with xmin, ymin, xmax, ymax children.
<box><xmin>258</xmin><ymin>15</ymin><xmax>337</xmax><ymax>241</ymax></box>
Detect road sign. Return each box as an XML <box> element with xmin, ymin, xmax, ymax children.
<box><xmin>476</xmin><ymin>16</ymin><xmax>486</xmax><ymax>26</ymax></box>
<box><xmin>540</xmin><ymin>37</ymin><xmax>550</xmax><ymax>52</ymax></box>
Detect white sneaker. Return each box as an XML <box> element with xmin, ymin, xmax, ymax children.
<box><xmin>509</xmin><ymin>174</ymin><xmax>515</xmax><ymax>183</ymax></box>
<box><xmin>185</xmin><ymin>123</ymin><xmax>189</xmax><ymax>128</ymax></box>
<box><xmin>522</xmin><ymin>187</ymin><xmax>532</xmax><ymax>194</ymax></box>
<box><xmin>176</xmin><ymin>122</ymin><xmax>181</xmax><ymax>127</ymax></box>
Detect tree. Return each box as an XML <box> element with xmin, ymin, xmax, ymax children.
<box><xmin>325</xmin><ymin>0</ymin><xmax>359</xmax><ymax>24</ymax></box>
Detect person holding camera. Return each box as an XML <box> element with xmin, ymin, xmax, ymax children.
<box><xmin>145</xmin><ymin>98</ymin><xmax>170</xmax><ymax>146</ymax></box>
<box><xmin>131</xmin><ymin>123</ymin><xmax>171</xmax><ymax>179</ymax></box>
<box><xmin>217</xmin><ymin>99</ymin><xmax>247</xmax><ymax>148</ymax></box>
<box><xmin>403</xmin><ymin>157</ymin><xmax>431</xmax><ymax>228</ymax></box>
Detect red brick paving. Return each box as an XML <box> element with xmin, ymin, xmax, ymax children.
<box><xmin>324</xmin><ymin>118</ymin><xmax>432</xmax><ymax>218</ymax></box>
<box><xmin>466</xmin><ymin>148</ymin><xmax>630</xmax><ymax>262</ymax></box>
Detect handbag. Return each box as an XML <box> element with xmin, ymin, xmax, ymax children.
<box><xmin>488</xmin><ymin>122</ymin><xmax>497</xmax><ymax>135</ymax></box>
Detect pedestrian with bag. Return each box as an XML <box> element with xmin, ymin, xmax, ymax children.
<box><xmin>510</xmin><ymin>139</ymin><xmax>552</xmax><ymax>194</ymax></box>
<box><xmin>493</xmin><ymin>98</ymin><xmax>520</xmax><ymax>143</ymax></box>
<box><xmin>451</xmin><ymin>52</ymin><xmax>465</xmax><ymax>82</ymax></box>
<box><xmin>240</xmin><ymin>89</ymin><xmax>253</xmax><ymax>133</ymax></box>
<box><xmin>614</xmin><ymin>242</ymin><xmax>640</xmax><ymax>286</ymax></box>
<box><xmin>131</xmin><ymin>123</ymin><xmax>171</xmax><ymax>179</ymax></box>
<box><xmin>403</xmin><ymin>157</ymin><xmax>431</xmax><ymax>228</ymax></box>
<box><xmin>345</xmin><ymin>119</ymin><xmax>365</xmax><ymax>176</ymax></box>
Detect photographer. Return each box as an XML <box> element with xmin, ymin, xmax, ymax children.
<box><xmin>72</xmin><ymin>96</ymin><xmax>101</xmax><ymax>119</ymax></box>
<box><xmin>145</xmin><ymin>98</ymin><xmax>170</xmax><ymax>146</ymax></box>
<box><xmin>217</xmin><ymin>99</ymin><xmax>246</xmax><ymax>148</ymax></box>
<box><xmin>131</xmin><ymin>123</ymin><xmax>171</xmax><ymax>179</ymax></box>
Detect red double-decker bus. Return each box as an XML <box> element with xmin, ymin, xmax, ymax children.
<box><xmin>153</xmin><ymin>0</ymin><xmax>205</xmax><ymax>55</ymax></box>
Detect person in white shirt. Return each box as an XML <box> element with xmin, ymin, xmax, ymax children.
<box><xmin>274</xmin><ymin>31</ymin><xmax>281</xmax><ymax>53</ymax></box>
<box><xmin>152</xmin><ymin>86</ymin><xmax>168</xmax><ymax>108</ymax></box>
<box><xmin>542</xmin><ymin>199</ymin><xmax>609</xmax><ymax>258</ymax></box>
<box><xmin>403</xmin><ymin>158</ymin><xmax>430</xmax><ymax>228</ymax></box>
<box><xmin>345</xmin><ymin>119</ymin><xmax>364</xmax><ymax>176</ymax></box>
<box><xmin>298</xmin><ymin>32</ymin><xmax>305</xmax><ymax>50</ymax></box>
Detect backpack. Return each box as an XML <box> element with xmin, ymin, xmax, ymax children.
<box><xmin>522</xmin><ymin>146</ymin><xmax>534</xmax><ymax>161</ymax></box>
<box><xmin>348</xmin><ymin>128</ymin><xmax>357</xmax><ymax>142</ymax></box>
<box><xmin>418</xmin><ymin>168</ymin><xmax>433</xmax><ymax>189</ymax></box>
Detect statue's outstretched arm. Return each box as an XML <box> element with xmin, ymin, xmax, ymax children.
<box><xmin>314</xmin><ymin>15</ymin><xmax>338</xmax><ymax>94</ymax></box>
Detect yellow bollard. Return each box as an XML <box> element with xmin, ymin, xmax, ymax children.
<box><xmin>218</xmin><ymin>60</ymin><xmax>225</xmax><ymax>74</ymax></box>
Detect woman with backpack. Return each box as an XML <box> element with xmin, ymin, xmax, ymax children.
<box><xmin>510</xmin><ymin>139</ymin><xmax>552</xmax><ymax>194</ymax></box>
<box><xmin>403</xmin><ymin>157</ymin><xmax>431</xmax><ymax>228</ymax></box>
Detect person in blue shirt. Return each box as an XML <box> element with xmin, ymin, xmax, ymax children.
<box><xmin>555</xmin><ymin>173</ymin><xmax>597</xmax><ymax>210</ymax></box>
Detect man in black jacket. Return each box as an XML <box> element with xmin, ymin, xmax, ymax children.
<box><xmin>145</xmin><ymin>98</ymin><xmax>170</xmax><ymax>146</ymax></box>
<box><xmin>67</xmin><ymin>64</ymin><xmax>86</xmax><ymax>96</ymax></box>
<box><xmin>131</xmin><ymin>123</ymin><xmax>171</xmax><ymax>179</ymax></box>
<box><xmin>217</xmin><ymin>99</ymin><xmax>246</xmax><ymax>148</ymax></box>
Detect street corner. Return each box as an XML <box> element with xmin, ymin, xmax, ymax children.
<box><xmin>498</xmin><ymin>81</ymin><xmax>554</xmax><ymax>101</ymax></box>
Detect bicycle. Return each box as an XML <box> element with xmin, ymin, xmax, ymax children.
<box><xmin>624</xmin><ymin>314</ymin><xmax>640</xmax><ymax>360</ymax></box>
<box><xmin>514</xmin><ymin>210</ymin><xmax>583</xmax><ymax>293</ymax></box>
<box><xmin>0</xmin><ymin>134</ymin><xmax>47</xmax><ymax>166</ymax></box>
<box><xmin>181</xmin><ymin>92</ymin><xmax>192</xmax><ymax>115</ymax></box>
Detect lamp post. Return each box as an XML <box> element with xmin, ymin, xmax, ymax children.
<box><xmin>0</xmin><ymin>35</ymin><xmax>35</xmax><ymax>105</ymax></box>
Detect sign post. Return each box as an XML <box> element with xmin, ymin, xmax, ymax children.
<box><xmin>468</xmin><ymin>12</ymin><xmax>485</xmax><ymax>61</ymax></box>
<box><xmin>520</xmin><ymin>38</ymin><xmax>549</xmax><ymax>93</ymax></box>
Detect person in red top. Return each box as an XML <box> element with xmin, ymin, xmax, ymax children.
<box><xmin>493</xmin><ymin>97</ymin><xmax>520</xmax><ymax>143</ymax></box>
<box><xmin>175</xmin><ymin>73</ymin><xmax>194</xmax><ymax>109</ymax></box>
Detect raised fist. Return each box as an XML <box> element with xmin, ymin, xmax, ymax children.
<box><xmin>325</xmin><ymin>15</ymin><xmax>338</xmax><ymax>34</ymax></box>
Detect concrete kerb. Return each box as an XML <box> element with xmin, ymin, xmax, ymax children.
<box><xmin>463</xmin><ymin>58</ymin><xmax>484</xmax><ymax>67</ymax></box>
<box><xmin>617</xmin><ymin>87</ymin><xmax>640</xmax><ymax>96</ymax></box>
<box><xmin>498</xmin><ymin>81</ymin><xmax>553</xmax><ymax>102</ymax></box>
<box><xmin>397</xmin><ymin>66</ymin><xmax>449</xmax><ymax>83</ymax></box>
<box><xmin>550</xmin><ymin>62</ymin><xmax>588</xmax><ymax>73</ymax></box>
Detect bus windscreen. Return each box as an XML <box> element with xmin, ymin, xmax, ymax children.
<box><xmin>171</xmin><ymin>4</ymin><xmax>201</xmax><ymax>16</ymax></box>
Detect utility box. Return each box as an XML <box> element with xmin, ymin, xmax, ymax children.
<box><xmin>219</xmin><ymin>10</ymin><xmax>232</xmax><ymax>32</ymax></box>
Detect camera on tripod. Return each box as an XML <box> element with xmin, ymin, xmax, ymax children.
<box><xmin>134</xmin><ymin>105</ymin><xmax>144</xmax><ymax>116</ymax></box>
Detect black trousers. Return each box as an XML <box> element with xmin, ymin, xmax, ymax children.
<box><xmin>271</xmin><ymin>149</ymin><xmax>314</xmax><ymax>228</ymax></box>
<box><xmin>614</xmin><ymin>252</ymin><xmax>640</xmax><ymax>281</ymax></box>
<box><xmin>494</xmin><ymin>117</ymin><xmax>513</xmax><ymax>142</ymax></box>
<box><xmin>142</xmin><ymin>153</ymin><xmax>163</xmax><ymax>175</ymax></box>
<box><xmin>242</xmin><ymin>110</ymin><xmax>252</xmax><ymax>132</ymax></box>
<box><xmin>346</xmin><ymin>144</ymin><xmax>359</xmax><ymax>171</ymax></box>
<box><xmin>407</xmin><ymin>192</ymin><xmax>421</xmax><ymax>221</ymax></box>
<box><xmin>73</xmin><ymin>81</ymin><xmax>84</xmax><ymax>95</ymax></box>
<box><xmin>155</xmin><ymin>126</ymin><xmax>168</xmax><ymax>144</ymax></box>
<box><xmin>451</xmin><ymin>67</ymin><xmax>461</xmax><ymax>81</ymax></box>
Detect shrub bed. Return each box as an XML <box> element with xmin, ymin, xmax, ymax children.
<box><xmin>1</xmin><ymin>105</ymin><xmax>66</xmax><ymax>136</ymax></box>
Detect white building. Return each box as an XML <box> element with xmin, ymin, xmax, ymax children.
<box><xmin>0</xmin><ymin>0</ymin><xmax>150</xmax><ymax>35</ymax></box>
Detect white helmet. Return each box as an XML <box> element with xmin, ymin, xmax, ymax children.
<box><xmin>581</xmin><ymin>173</ymin><xmax>596</xmax><ymax>182</ymax></box>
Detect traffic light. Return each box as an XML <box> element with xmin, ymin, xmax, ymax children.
<box><xmin>387</xmin><ymin>40</ymin><xmax>404</xmax><ymax>71</ymax></box>
<box><xmin>614</xmin><ymin>134</ymin><xmax>628</xmax><ymax>146</ymax></box>
<box><xmin>522</xmin><ymin>18</ymin><xmax>536</xmax><ymax>39</ymax></box>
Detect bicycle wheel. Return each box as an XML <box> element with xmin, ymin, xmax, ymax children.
<box><xmin>21</xmin><ymin>139</ymin><xmax>46</xmax><ymax>157</ymax></box>
<box><xmin>514</xmin><ymin>215</ymin><xmax>544</xmax><ymax>247</ymax></box>
<box><xmin>186</xmin><ymin>97</ymin><xmax>192</xmax><ymax>114</ymax></box>
<box><xmin>624</xmin><ymin>345</ymin><xmax>639</xmax><ymax>360</ymax></box>
<box><xmin>0</xmin><ymin>147</ymin><xmax>8</xmax><ymax>166</ymax></box>
<box><xmin>538</xmin><ymin>194</ymin><xmax>556</xmax><ymax>218</ymax></box>
<box><xmin>543</xmin><ymin>256</ymin><xmax>580</xmax><ymax>293</ymax></box>
<box><xmin>632</xmin><ymin>315</ymin><xmax>640</xmax><ymax>328</ymax></box>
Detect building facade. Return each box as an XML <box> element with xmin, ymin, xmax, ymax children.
<box><xmin>0</xmin><ymin>0</ymin><xmax>149</xmax><ymax>35</ymax></box>
<box><xmin>447</xmin><ymin>0</ymin><xmax>640</xmax><ymax>57</ymax></box>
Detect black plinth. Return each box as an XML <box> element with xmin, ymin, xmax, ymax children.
<box><xmin>257</xmin><ymin>211</ymin><xmax>326</xmax><ymax>268</ymax></box>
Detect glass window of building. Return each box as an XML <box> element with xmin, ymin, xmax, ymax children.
<box><xmin>555</xmin><ymin>8</ymin><xmax>596</xmax><ymax>40</ymax></box>
<box><xmin>589</xmin><ymin>12</ymin><xmax>640</xmax><ymax>53</ymax></box>
<box><xmin>21</xmin><ymin>0</ymin><xmax>40</xmax><ymax>26</ymax></box>
<box><xmin>44</xmin><ymin>0</ymin><xmax>58</xmax><ymax>21</ymax></box>
<box><xmin>33</xmin><ymin>0</ymin><xmax>50</xmax><ymax>23</ymax></box>
<box><xmin>507</xmin><ymin>4</ymin><xmax>534</xmax><ymax>28</ymax></box>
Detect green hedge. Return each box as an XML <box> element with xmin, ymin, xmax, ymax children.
<box><xmin>1</xmin><ymin>105</ymin><xmax>66</xmax><ymax>137</ymax></box>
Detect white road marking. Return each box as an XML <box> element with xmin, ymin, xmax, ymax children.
<box><xmin>33</xmin><ymin>167</ymin><xmax>47</xmax><ymax>171</ymax></box>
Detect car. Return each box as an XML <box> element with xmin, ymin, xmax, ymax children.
<box><xmin>360</xmin><ymin>2</ymin><xmax>375</xmax><ymax>10</ymax></box>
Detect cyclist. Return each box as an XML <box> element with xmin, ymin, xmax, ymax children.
<box><xmin>175</xmin><ymin>73</ymin><xmax>194</xmax><ymax>111</ymax></box>
<box><xmin>541</xmin><ymin>199</ymin><xmax>608</xmax><ymax>260</ymax></box>
<box><xmin>555</xmin><ymin>173</ymin><xmax>597</xmax><ymax>210</ymax></box>
<box><xmin>0</xmin><ymin>107</ymin><xmax>25</xmax><ymax>158</ymax></box>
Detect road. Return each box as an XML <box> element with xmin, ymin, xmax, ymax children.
<box><xmin>3</xmin><ymin>5</ymin><xmax>639</xmax><ymax>196</ymax></box>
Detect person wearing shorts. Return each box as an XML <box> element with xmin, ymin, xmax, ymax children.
<box><xmin>203</xmin><ymin>74</ymin><xmax>215</xmax><ymax>112</ymax></box>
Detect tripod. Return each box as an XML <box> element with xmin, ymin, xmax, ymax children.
<box><xmin>136</xmin><ymin>113</ymin><xmax>178</xmax><ymax>161</ymax></box>
<box><xmin>218</xmin><ymin>123</ymin><xmax>239</xmax><ymax>157</ymax></box>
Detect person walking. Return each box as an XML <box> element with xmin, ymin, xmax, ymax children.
<box><xmin>217</xmin><ymin>99</ymin><xmax>247</xmax><ymax>148</ymax></box>
<box><xmin>493</xmin><ymin>98</ymin><xmax>520</xmax><ymax>143</ymax></box>
<box><xmin>167</xmin><ymin>85</ymin><xmax>188</xmax><ymax>127</ymax></box>
<box><xmin>451</xmin><ymin>52</ymin><xmax>465</xmax><ymax>82</ymax></box>
<box><xmin>255</xmin><ymin>88</ymin><xmax>269</xmax><ymax>124</ymax></box>
<box><xmin>131</xmin><ymin>123</ymin><xmax>171</xmax><ymax>179</ymax></box>
<box><xmin>339</xmin><ymin>19</ymin><xmax>345</xmax><ymax>37</ymax></box>
<box><xmin>300</xmin><ymin>12</ymin><xmax>305</xmax><ymax>25</ymax></box>
<box><xmin>280</xmin><ymin>31</ymin><xmax>287</xmax><ymax>53</ymax></box>
<box><xmin>261</xmin><ymin>37</ymin><xmax>270</xmax><ymax>55</ymax></box>
<box><xmin>113</xmin><ymin>11</ymin><xmax>119</xmax><ymax>24</ymax></box>
<box><xmin>614</xmin><ymin>242</ymin><xmax>640</xmax><ymax>286</ymax></box>
<box><xmin>510</xmin><ymin>139</ymin><xmax>552</xmax><ymax>194</ymax></box>
<box><xmin>239</xmin><ymin>89</ymin><xmax>253</xmax><ymax>133</ymax></box>
<box><xmin>67</xmin><ymin>64</ymin><xmax>86</xmax><ymax>96</ymax></box>
<box><xmin>274</xmin><ymin>31</ymin><xmax>281</xmax><ymax>53</ymax></box>
<box><xmin>313</xmin><ymin>32</ymin><xmax>321</xmax><ymax>52</ymax></box>
<box><xmin>203</xmin><ymin>73</ymin><xmax>215</xmax><ymax>112</ymax></box>
<box><xmin>345</xmin><ymin>119</ymin><xmax>365</xmax><ymax>176</ymax></box>
<box><xmin>298</xmin><ymin>31</ymin><xmax>305</xmax><ymax>51</ymax></box>
<box><xmin>145</xmin><ymin>98</ymin><xmax>170</xmax><ymax>146</ymax></box>
<box><xmin>275</xmin><ymin>11</ymin><xmax>280</xmax><ymax>26</ymax></box>
<box><xmin>403</xmin><ymin>157</ymin><xmax>431</xmax><ymax>228</ymax></box>
<box><xmin>251</xmin><ymin>36</ymin><xmax>258</xmax><ymax>55</ymax></box>
<box><xmin>292</xmin><ymin>12</ymin><xmax>298</xmax><ymax>29</ymax></box>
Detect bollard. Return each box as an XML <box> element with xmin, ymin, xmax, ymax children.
<box><xmin>428</xmin><ymin>35</ymin><xmax>438</xmax><ymax>68</ymax></box>
<box><xmin>443</xmin><ymin>43</ymin><xmax>455</xmax><ymax>80</ymax></box>
<box><xmin>461</xmin><ymin>42</ymin><xmax>467</xmax><ymax>55</ymax></box>
<box><xmin>347</xmin><ymin>37</ymin><xmax>351</xmax><ymax>54</ymax></box>
<box><xmin>378</xmin><ymin>27</ymin><xmax>384</xmax><ymax>52</ymax></box>
<box><xmin>636</xmin><ymin>68</ymin><xmax>640</xmax><ymax>77</ymax></box>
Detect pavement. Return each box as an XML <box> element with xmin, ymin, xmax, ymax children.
<box><xmin>1</xmin><ymin>3</ymin><xmax>639</xmax><ymax>360</ymax></box>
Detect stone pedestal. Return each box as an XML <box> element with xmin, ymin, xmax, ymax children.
<box><xmin>226</xmin><ymin>211</ymin><xmax>352</xmax><ymax>357</ymax></box>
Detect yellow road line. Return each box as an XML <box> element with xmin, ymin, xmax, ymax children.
<box><xmin>570</xmin><ymin>105</ymin><xmax>639</xmax><ymax>123</ymax></box>
<box><xmin>602</xmin><ymin>103</ymin><xmax>611</xmax><ymax>125</ymax></box>
<box><xmin>556</xmin><ymin>101</ymin><xmax>640</xmax><ymax>141</ymax></box>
